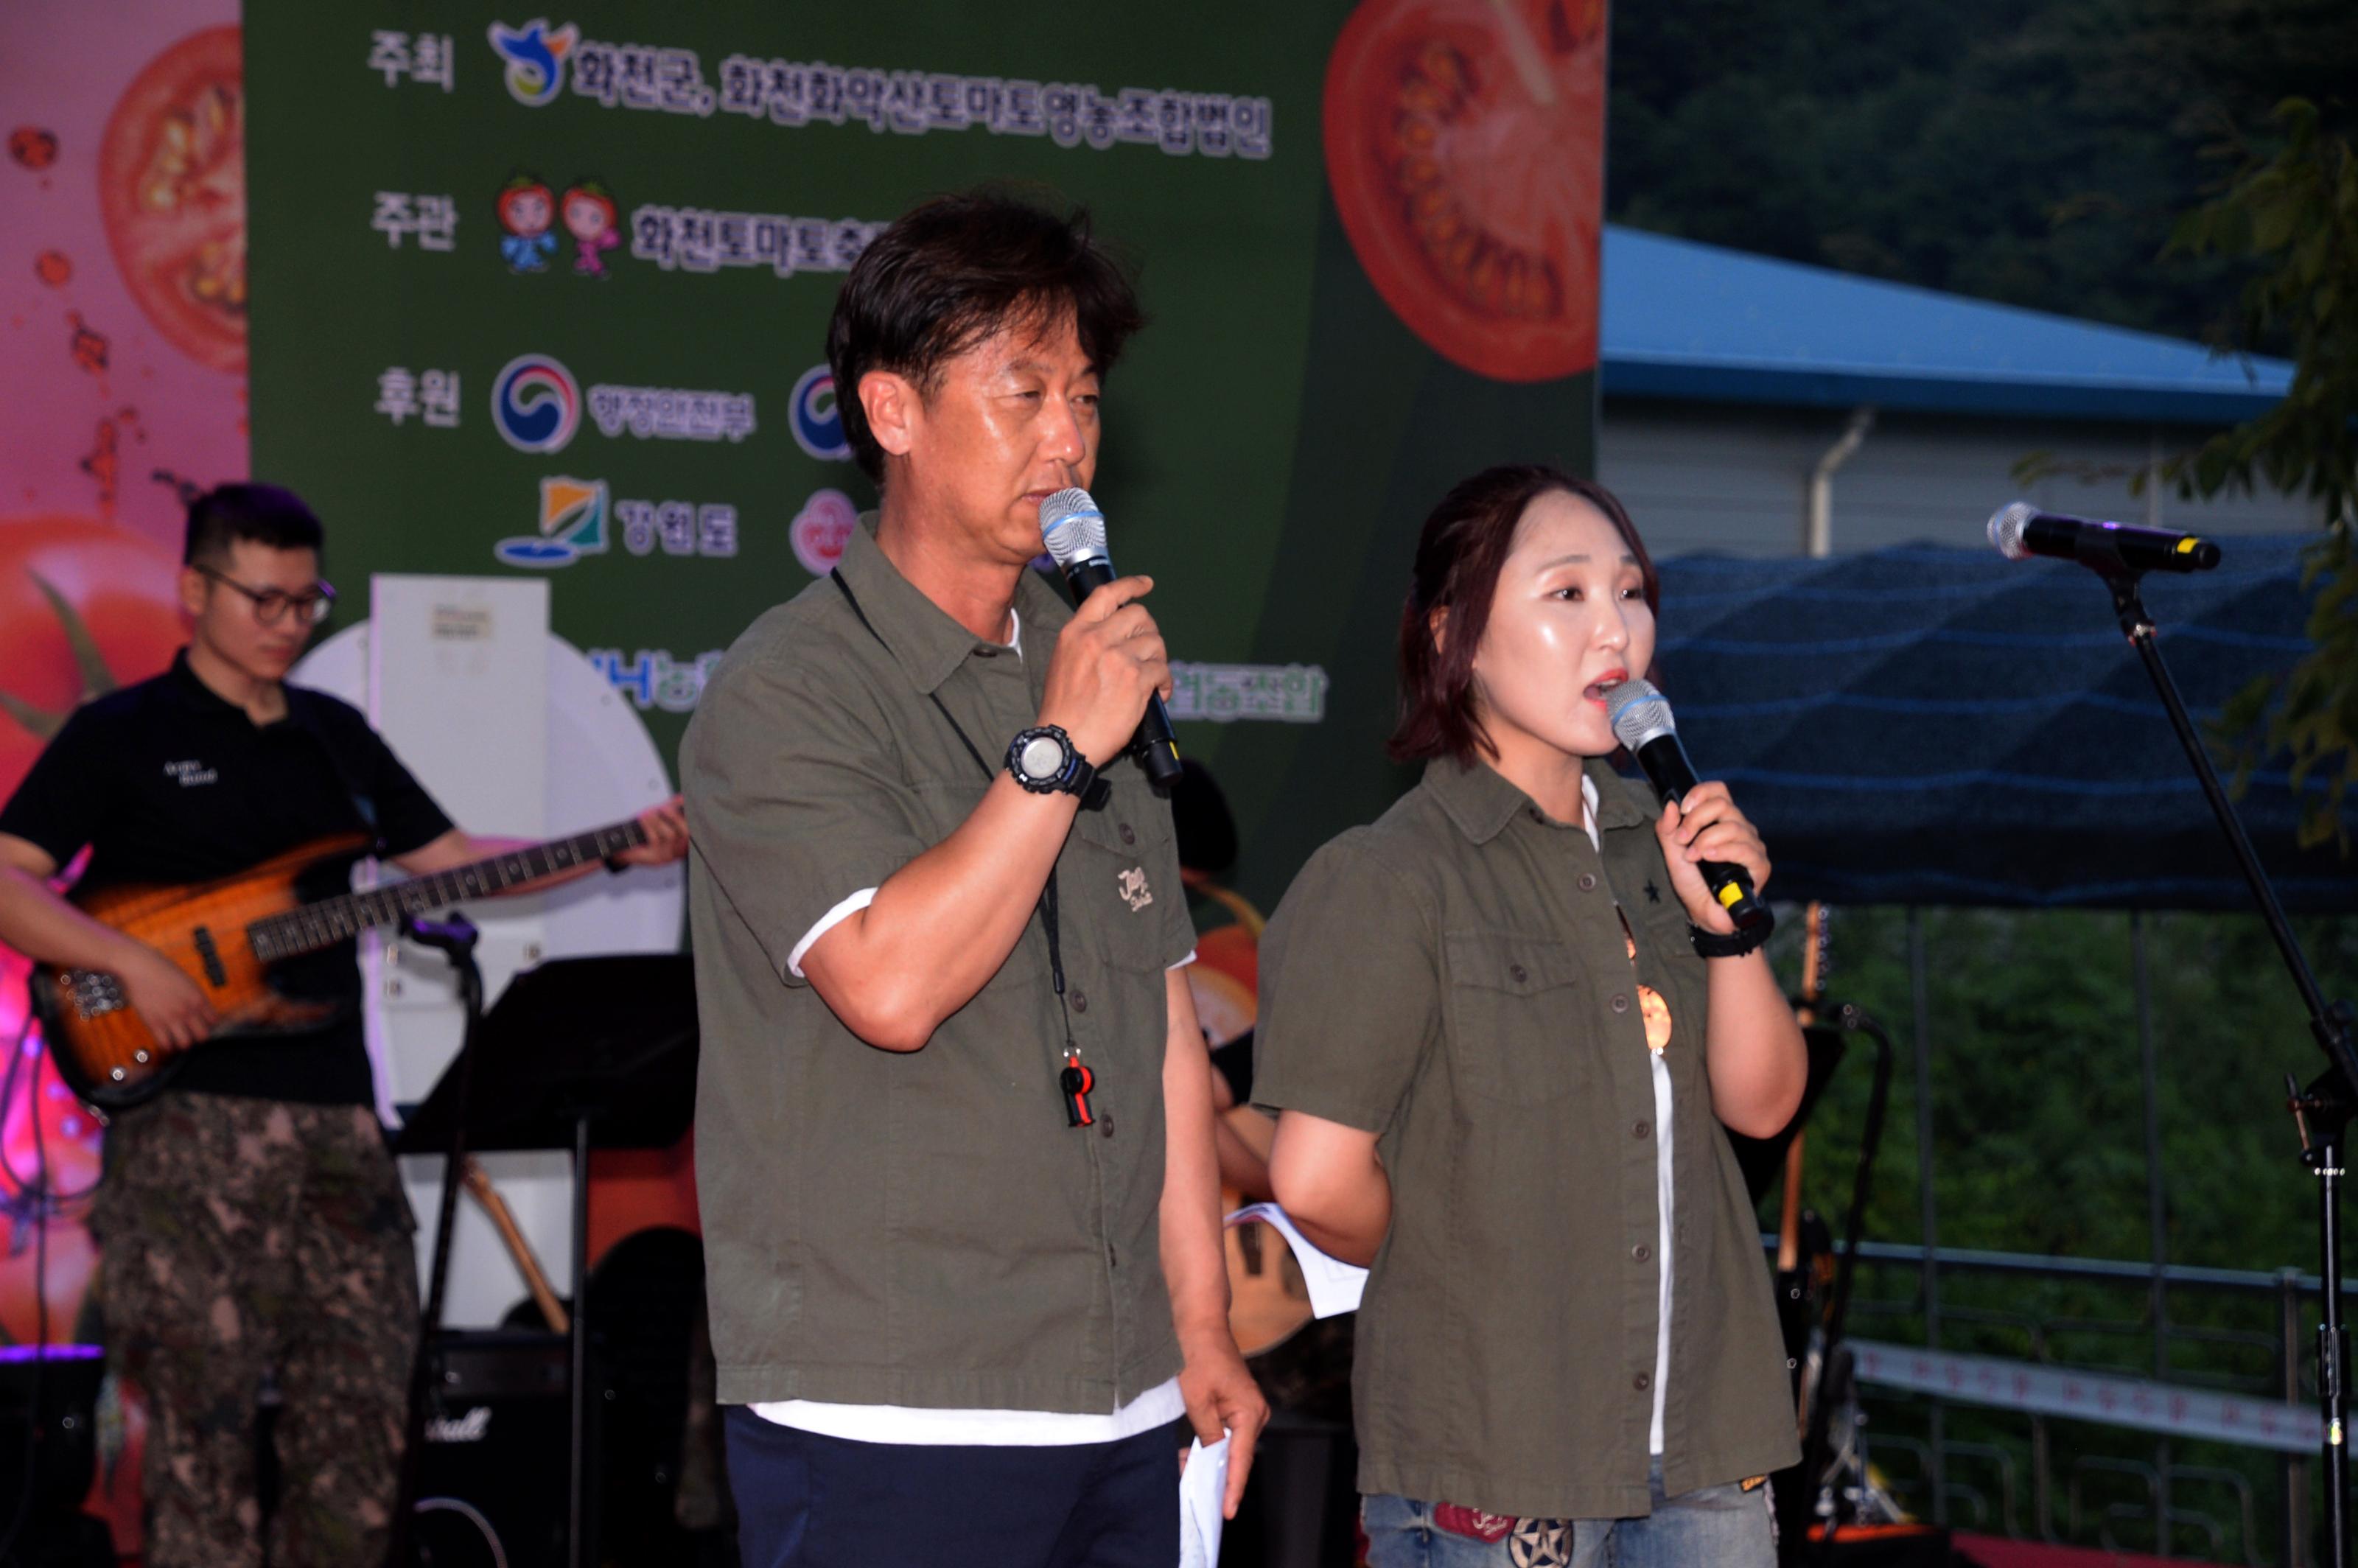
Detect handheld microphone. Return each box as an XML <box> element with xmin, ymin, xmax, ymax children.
<box><xmin>1604</xmin><ymin>679</ymin><xmax>1774</xmax><ymax>936</ymax></box>
<box><xmin>1987</xmin><ymin>501</ymin><xmax>2221</xmax><ymax>575</ymax></box>
<box><xmin>1038</xmin><ymin>487</ymin><xmax>1184</xmax><ymax>788</ymax></box>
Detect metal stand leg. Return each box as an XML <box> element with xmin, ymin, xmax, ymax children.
<box><xmin>385</xmin><ymin>915</ymin><xmax>484</xmax><ymax>1568</ymax></box>
<box><xmin>2324</xmin><ymin>1135</ymin><xmax>2350</xmax><ymax>1568</ymax></box>
<box><xmin>570</xmin><ymin>1110</ymin><xmax>592</xmax><ymax>1568</ymax></box>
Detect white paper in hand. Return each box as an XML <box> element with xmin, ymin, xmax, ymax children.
<box><xmin>1224</xmin><ymin>1202</ymin><xmax>1368</xmax><ymax>1317</ymax></box>
<box><xmin>1178</xmin><ymin>1435</ymin><xmax>1229</xmax><ymax>1568</ymax></box>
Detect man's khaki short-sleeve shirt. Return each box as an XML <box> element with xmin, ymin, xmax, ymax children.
<box><xmin>682</xmin><ymin>519</ymin><xmax>1193</xmax><ymax>1413</ymax></box>
<box><xmin>1253</xmin><ymin>757</ymin><xmax>1798</xmax><ymax>1519</ymax></box>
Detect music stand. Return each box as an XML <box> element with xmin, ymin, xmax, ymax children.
<box><xmin>395</xmin><ymin>953</ymin><xmax>698</xmax><ymax>1568</ymax></box>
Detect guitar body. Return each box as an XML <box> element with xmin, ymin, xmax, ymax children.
<box><xmin>35</xmin><ymin>834</ymin><xmax>365</xmax><ymax>1108</ymax></box>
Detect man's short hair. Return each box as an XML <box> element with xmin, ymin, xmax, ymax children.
<box><xmin>183</xmin><ymin>483</ymin><xmax>324</xmax><ymax>567</ymax></box>
<box><xmin>826</xmin><ymin>189</ymin><xmax>1146</xmax><ymax>481</ymax></box>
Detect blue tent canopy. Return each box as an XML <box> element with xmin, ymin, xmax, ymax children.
<box><xmin>1651</xmin><ymin>536</ymin><xmax>2352</xmax><ymax>911</ymax></box>
<box><xmin>1600</xmin><ymin>225</ymin><xmax>2295</xmax><ymax>425</ymax></box>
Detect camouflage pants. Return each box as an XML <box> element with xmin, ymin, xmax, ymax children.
<box><xmin>88</xmin><ymin>1093</ymin><xmax>419</xmax><ymax>1568</ymax></box>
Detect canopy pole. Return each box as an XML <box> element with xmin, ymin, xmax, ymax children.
<box><xmin>1909</xmin><ymin>906</ymin><xmax>1943</xmax><ymax>1524</ymax></box>
<box><xmin>2136</xmin><ymin>911</ymin><xmax>2172</xmax><ymax>1554</ymax></box>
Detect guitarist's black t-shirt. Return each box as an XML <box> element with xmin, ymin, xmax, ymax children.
<box><xmin>0</xmin><ymin>651</ymin><xmax>454</xmax><ymax>1105</ymax></box>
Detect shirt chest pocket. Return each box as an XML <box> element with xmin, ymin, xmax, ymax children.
<box><xmin>1058</xmin><ymin>799</ymin><xmax>1171</xmax><ymax>975</ymax></box>
<box><xmin>1441</xmin><ymin>932</ymin><xmax>1586</xmax><ymax>1105</ymax></box>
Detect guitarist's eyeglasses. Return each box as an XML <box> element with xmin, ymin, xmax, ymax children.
<box><xmin>194</xmin><ymin>565</ymin><xmax>337</xmax><ymax>626</ymax></box>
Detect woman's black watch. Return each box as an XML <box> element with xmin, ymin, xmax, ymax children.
<box><xmin>1007</xmin><ymin>724</ymin><xmax>1099</xmax><ymax>798</ymax></box>
<box><xmin>1690</xmin><ymin>921</ymin><xmax>1771</xmax><ymax>959</ymax></box>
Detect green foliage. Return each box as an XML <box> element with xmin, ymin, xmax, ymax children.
<box><xmin>1771</xmin><ymin>905</ymin><xmax>2358</xmax><ymax>1275</ymax></box>
<box><xmin>1607</xmin><ymin>0</ymin><xmax>2358</xmax><ymax>343</ymax></box>
<box><xmin>2165</xmin><ymin>100</ymin><xmax>2358</xmax><ymax>848</ymax></box>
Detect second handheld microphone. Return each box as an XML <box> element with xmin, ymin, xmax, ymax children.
<box><xmin>1038</xmin><ymin>487</ymin><xmax>1184</xmax><ymax>789</ymax></box>
<box><xmin>1605</xmin><ymin>678</ymin><xmax>1774</xmax><ymax>936</ymax></box>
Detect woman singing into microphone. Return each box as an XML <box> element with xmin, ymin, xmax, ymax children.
<box><xmin>1253</xmin><ymin>466</ymin><xmax>1805</xmax><ymax>1564</ymax></box>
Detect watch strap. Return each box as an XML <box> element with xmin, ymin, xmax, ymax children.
<box><xmin>1690</xmin><ymin>921</ymin><xmax>1771</xmax><ymax>959</ymax></box>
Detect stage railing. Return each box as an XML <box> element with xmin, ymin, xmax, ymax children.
<box><xmin>1806</xmin><ymin>1238</ymin><xmax>2343</xmax><ymax>1567</ymax></box>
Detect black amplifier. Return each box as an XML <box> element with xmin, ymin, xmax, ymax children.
<box><xmin>0</xmin><ymin>1346</ymin><xmax>113</xmax><ymax>1567</ymax></box>
<box><xmin>412</xmin><ymin>1329</ymin><xmax>575</xmax><ymax>1568</ymax></box>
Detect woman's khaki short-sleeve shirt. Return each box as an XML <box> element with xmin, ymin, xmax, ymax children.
<box><xmin>1253</xmin><ymin>757</ymin><xmax>1798</xmax><ymax>1520</ymax></box>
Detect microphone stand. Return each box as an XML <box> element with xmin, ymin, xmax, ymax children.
<box><xmin>383</xmin><ymin>913</ymin><xmax>485</xmax><ymax>1568</ymax></box>
<box><xmin>2089</xmin><ymin>550</ymin><xmax>2358</xmax><ymax>1567</ymax></box>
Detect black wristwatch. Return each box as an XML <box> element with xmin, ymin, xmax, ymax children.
<box><xmin>1690</xmin><ymin>920</ymin><xmax>1772</xmax><ymax>959</ymax></box>
<box><xmin>1007</xmin><ymin>724</ymin><xmax>1098</xmax><ymax>798</ymax></box>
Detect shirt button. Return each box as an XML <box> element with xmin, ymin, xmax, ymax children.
<box><xmin>1099</xmin><ymin>1112</ymin><xmax>1116</xmax><ymax>1139</ymax></box>
<box><xmin>1633</xmin><ymin>1243</ymin><xmax>1651</xmax><ymax>1263</ymax></box>
<box><xmin>1578</xmin><ymin>872</ymin><xmax>1598</xmax><ymax>892</ymax></box>
<box><xmin>1611</xmin><ymin>993</ymin><xmax>1631</xmax><ymax>1014</ymax></box>
<box><xmin>1633</xmin><ymin>1120</ymin><xmax>1651</xmax><ymax>1140</ymax></box>
<box><xmin>1634</xmin><ymin>1372</ymin><xmax>1651</xmax><ymax>1392</ymax></box>
<box><xmin>1508</xmin><ymin>963</ymin><xmax>1528</xmax><ymax>984</ymax></box>
<box><xmin>1071</xmin><ymin>990</ymin><xmax>1089</xmax><ymax>1014</ymax></box>
<box><xmin>1119</xmin><ymin>822</ymin><xmax>1136</xmax><ymax>846</ymax></box>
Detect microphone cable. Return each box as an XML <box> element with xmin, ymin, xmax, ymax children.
<box><xmin>0</xmin><ymin>1001</ymin><xmax>50</xmax><ymax>1566</ymax></box>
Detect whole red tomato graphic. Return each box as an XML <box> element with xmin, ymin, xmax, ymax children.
<box><xmin>98</xmin><ymin>27</ymin><xmax>247</xmax><ymax>375</ymax></box>
<box><xmin>1324</xmin><ymin>0</ymin><xmax>1608</xmax><ymax>382</ymax></box>
<box><xmin>0</xmin><ymin>519</ymin><xmax>189</xmax><ymax>803</ymax></box>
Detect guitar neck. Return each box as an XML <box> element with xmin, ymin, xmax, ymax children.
<box><xmin>249</xmin><ymin>818</ymin><xmax>650</xmax><ymax>962</ymax></box>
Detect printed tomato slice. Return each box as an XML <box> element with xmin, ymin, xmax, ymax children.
<box><xmin>1323</xmin><ymin>0</ymin><xmax>1607</xmax><ymax>383</ymax></box>
<box><xmin>98</xmin><ymin>26</ymin><xmax>247</xmax><ymax>374</ymax></box>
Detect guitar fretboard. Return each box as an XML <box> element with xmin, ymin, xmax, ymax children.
<box><xmin>247</xmin><ymin>819</ymin><xmax>650</xmax><ymax>963</ymax></box>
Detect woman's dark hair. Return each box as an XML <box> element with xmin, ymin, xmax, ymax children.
<box><xmin>1389</xmin><ymin>466</ymin><xmax>1660</xmax><ymax>766</ymax></box>
<box><xmin>825</xmin><ymin>189</ymin><xmax>1146</xmax><ymax>481</ymax></box>
<box><xmin>183</xmin><ymin>483</ymin><xmax>324</xmax><ymax>567</ymax></box>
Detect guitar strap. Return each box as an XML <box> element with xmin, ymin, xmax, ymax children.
<box><xmin>283</xmin><ymin>687</ymin><xmax>385</xmax><ymax>847</ymax></box>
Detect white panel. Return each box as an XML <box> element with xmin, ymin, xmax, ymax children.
<box><xmin>357</xmin><ymin>577</ymin><xmax>551</xmax><ymax>1130</ymax></box>
<box><xmin>365</xmin><ymin>575</ymin><xmax>550</xmax><ymax>834</ymax></box>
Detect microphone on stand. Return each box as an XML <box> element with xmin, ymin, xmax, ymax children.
<box><xmin>1038</xmin><ymin>487</ymin><xmax>1185</xmax><ymax>788</ymax></box>
<box><xmin>1605</xmin><ymin>678</ymin><xmax>1774</xmax><ymax>935</ymax></box>
<box><xmin>1988</xmin><ymin>501</ymin><xmax>2221</xmax><ymax>575</ymax></box>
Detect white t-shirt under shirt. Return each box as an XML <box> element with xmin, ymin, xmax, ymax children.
<box><xmin>1573</xmin><ymin>775</ymin><xmax>1675</xmax><ymax>1457</ymax></box>
<box><xmin>758</xmin><ymin>608</ymin><xmax>1189</xmax><ymax>1446</ymax></box>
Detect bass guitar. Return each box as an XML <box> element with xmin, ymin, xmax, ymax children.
<box><xmin>32</xmin><ymin>817</ymin><xmax>651</xmax><ymax>1109</ymax></box>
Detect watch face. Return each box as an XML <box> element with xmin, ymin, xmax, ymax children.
<box><xmin>1018</xmin><ymin>735</ymin><xmax>1066</xmax><ymax>782</ymax></box>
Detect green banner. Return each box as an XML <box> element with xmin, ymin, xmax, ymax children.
<box><xmin>245</xmin><ymin>2</ymin><xmax>1602</xmax><ymax>906</ymax></box>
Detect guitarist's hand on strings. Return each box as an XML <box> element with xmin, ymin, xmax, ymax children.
<box><xmin>116</xmin><ymin>943</ymin><xmax>217</xmax><ymax>1049</ymax></box>
<box><xmin>392</xmin><ymin>798</ymin><xmax>688</xmax><ymax>886</ymax></box>
<box><xmin>615</xmin><ymin>796</ymin><xmax>689</xmax><ymax>867</ymax></box>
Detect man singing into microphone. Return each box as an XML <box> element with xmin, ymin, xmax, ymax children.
<box><xmin>681</xmin><ymin>190</ymin><xmax>1265</xmax><ymax>1568</ymax></box>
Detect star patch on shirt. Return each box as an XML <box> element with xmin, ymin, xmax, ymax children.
<box><xmin>1643</xmin><ymin>878</ymin><xmax>1662</xmax><ymax>904</ymax></box>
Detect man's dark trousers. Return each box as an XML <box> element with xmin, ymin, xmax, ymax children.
<box><xmin>724</xmin><ymin>1407</ymin><xmax>1181</xmax><ymax>1568</ymax></box>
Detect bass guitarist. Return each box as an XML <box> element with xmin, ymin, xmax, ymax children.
<box><xmin>0</xmin><ymin>483</ymin><xmax>688</xmax><ymax>1568</ymax></box>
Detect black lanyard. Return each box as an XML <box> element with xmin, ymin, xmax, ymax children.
<box><xmin>830</xmin><ymin>570</ymin><xmax>1097</xmax><ymax>1125</ymax></box>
